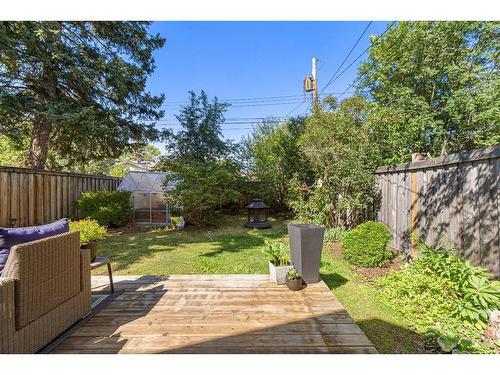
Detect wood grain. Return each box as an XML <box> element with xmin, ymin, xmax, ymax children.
<box><xmin>375</xmin><ymin>145</ymin><xmax>499</xmax><ymax>278</ymax></box>
<box><xmin>50</xmin><ymin>275</ymin><xmax>376</xmax><ymax>354</ymax></box>
<box><xmin>0</xmin><ymin>167</ymin><xmax>120</xmax><ymax>227</ymax></box>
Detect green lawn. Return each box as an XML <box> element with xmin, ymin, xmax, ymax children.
<box><xmin>95</xmin><ymin>214</ymin><xmax>425</xmax><ymax>353</ymax></box>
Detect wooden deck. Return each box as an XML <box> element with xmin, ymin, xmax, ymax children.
<box><xmin>50</xmin><ymin>275</ymin><xmax>376</xmax><ymax>354</ymax></box>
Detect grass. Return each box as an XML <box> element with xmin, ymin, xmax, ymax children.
<box><xmin>96</xmin><ymin>214</ymin><xmax>287</xmax><ymax>275</ymax></box>
<box><xmin>95</xmin><ymin>213</ymin><xmax>425</xmax><ymax>353</ymax></box>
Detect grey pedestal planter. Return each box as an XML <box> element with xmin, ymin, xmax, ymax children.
<box><xmin>288</xmin><ymin>223</ymin><xmax>325</xmax><ymax>283</ymax></box>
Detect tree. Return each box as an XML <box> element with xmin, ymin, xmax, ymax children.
<box><xmin>160</xmin><ymin>91</ymin><xmax>240</xmax><ymax>226</ymax></box>
<box><xmin>163</xmin><ymin>159</ymin><xmax>242</xmax><ymax>227</ymax></box>
<box><xmin>162</xmin><ymin>90</ymin><xmax>231</xmax><ymax>163</ymax></box>
<box><xmin>243</xmin><ymin>117</ymin><xmax>313</xmax><ymax>210</ymax></box>
<box><xmin>358</xmin><ymin>21</ymin><xmax>500</xmax><ymax>162</ymax></box>
<box><xmin>0</xmin><ymin>134</ymin><xmax>26</xmax><ymax>167</ymax></box>
<box><xmin>0</xmin><ymin>21</ymin><xmax>165</xmax><ymax>169</ymax></box>
<box><xmin>289</xmin><ymin>97</ymin><xmax>380</xmax><ymax>228</ymax></box>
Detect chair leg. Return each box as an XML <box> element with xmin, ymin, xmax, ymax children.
<box><xmin>107</xmin><ymin>262</ymin><xmax>115</xmax><ymax>293</ymax></box>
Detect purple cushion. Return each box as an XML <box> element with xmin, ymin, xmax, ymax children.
<box><xmin>0</xmin><ymin>219</ymin><xmax>69</xmax><ymax>276</ymax></box>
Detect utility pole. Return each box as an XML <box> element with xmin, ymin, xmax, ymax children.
<box><xmin>312</xmin><ymin>57</ymin><xmax>318</xmax><ymax>107</ymax></box>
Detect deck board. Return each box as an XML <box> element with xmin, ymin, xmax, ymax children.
<box><xmin>50</xmin><ymin>275</ymin><xmax>376</xmax><ymax>354</ymax></box>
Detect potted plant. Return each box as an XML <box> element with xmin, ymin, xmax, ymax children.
<box><xmin>262</xmin><ymin>239</ymin><xmax>293</xmax><ymax>284</ymax></box>
<box><xmin>286</xmin><ymin>267</ymin><xmax>303</xmax><ymax>291</ymax></box>
<box><xmin>69</xmin><ymin>219</ymin><xmax>107</xmax><ymax>262</ymax></box>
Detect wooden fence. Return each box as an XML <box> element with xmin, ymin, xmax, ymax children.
<box><xmin>375</xmin><ymin>145</ymin><xmax>499</xmax><ymax>278</ymax></box>
<box><xmin>0</xmin><ymin>167</ymin><xmax>121</xmax><ymax>228</ymax></box>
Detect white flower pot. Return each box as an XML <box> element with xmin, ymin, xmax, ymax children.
<box><xmin>268</xmin><ymin>261</ymin><xmax>293</xmax><ymax>285</ymax></box>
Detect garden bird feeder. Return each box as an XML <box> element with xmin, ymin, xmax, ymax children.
<box><xmin>245</xmin><ymin>199</ymin><xmax>271</xmax><ymax>229</ymax></box>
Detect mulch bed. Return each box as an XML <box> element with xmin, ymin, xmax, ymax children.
<box><xmin>329</xmin><ymin>242</ymin><xmax>402</xmax><ymax>280</ymax></box>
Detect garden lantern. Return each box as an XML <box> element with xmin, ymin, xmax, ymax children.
<box><xmin>244</xmin><ymin>199</ymin><xmax>271</xmax><ymax>229</ymax></box>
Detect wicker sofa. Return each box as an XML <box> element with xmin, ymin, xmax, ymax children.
<box><xmin>0</xmin><ymin>231</ymin><xmax>91</xmax><ymax>353</ymax></box>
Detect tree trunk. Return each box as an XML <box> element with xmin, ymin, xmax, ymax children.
<box><xmin>27</xmin><ymin>117</ymin><xmax>53</xmax><ymax>169</ymax></box>
<box><xmin>26</xmin><ymin>22</ymin><xmax>61</xmax><ymax>170</ymax></box>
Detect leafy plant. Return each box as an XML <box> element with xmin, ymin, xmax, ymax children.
<box><xmin>341</xmin><ymin>221</ymin><xmax>393</xmax><ymax>267</ymax></box>
<box><xmin>69</xmin><ymin>219</ymin><xmax>107</xmax><ymax>245</ymax></box>
<box><xmin>162</xmin><ymin>159</ymin><xmax>242</xmax><ymax>227</ymax></box>
<box><xmin>324</xmin><ymin>226</ymin><xmax>347</xmax><ymax>243</ymax></box>
<box><xmin>377</xmin><ymin>241</ymin><xmax>500</xmax><ymax>353</ymax></box>
<box><xmin>289</xmin><ymin>97</ymin><xmax>380</xmax><ymax>228</ymax></box>
<box><xmin>358</xmin><ymin>21</ymin><xmax>500</xmax><ymax>162</ymax></box>
<box><xmin>412</xmin><ymin>243</ymin><xmax>500</xmax><ymax>327</ymax></box>
<box><xmin>243</xmin><ymin>117</ymin><xmax>313</xmax><ymax>211</ymax></box>
<box><xmin>262</xmin><ymin>239</ymin><xmax>289</xmax><ymax>267</ymax></box>
<box><xmin>286</xmin><ymin>267</ymin><xmax>301</xmax><ymax>280</ymax></box>
<box><xmin>76</xmin><ymin>190</ymin><xmax>132</xmax><ymax>227</ymax></box>
<box><xmin>377</xmin><ymin>268</ymin><xmax>459</xmax><ymax>333</ymax></box>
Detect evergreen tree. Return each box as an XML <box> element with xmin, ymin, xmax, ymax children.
<box><xmin>0</xmin><ymin>21</ymin><xmax>165</xmax><ymax>169</ymax></box>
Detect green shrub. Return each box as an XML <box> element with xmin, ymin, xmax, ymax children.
<box><xmin>324</xmin><ymin>226</ymin><xmax>347</xmax><ymax>243</ymax></box>
<box><xmin>69</xmin><ymin>219</ymin><xmax>107</xmax><ymax>245</ymax></box>
<box><xmin>377</xmin><ymin>268</ymin><xmax>459</xmax><ymax>333</ymax></box>
<box><xmin>377</xmin><ymin>242</ymin><xmax>500</xmax><ymax>353</ymax></box>
<box><xmin>76</xmin><ymin>190</ymin><xmax>132</xmax><ymax>227</ymax></box>
<box><xmin>341</xmin><ymin>221</ymin><xmax>393</xmax><ymax>267</ymax></box>
<box><xmin>262</xmin><ymin>239</ymin><xmax>289</xmax><ymax>266</ymax></box>
<box><xmin>412</xmin><ymin>243</ymin><xmax>500</xmax><ymax>327</ymax></box>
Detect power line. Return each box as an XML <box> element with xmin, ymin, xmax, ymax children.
<box><xmin>335</xmin><ymin>21</ymin><xmax>410</xmax><ymax>101</ymax></box>
<box><xmin>163</xmin><ymin>94</ymin><xmax>305</xmax><ymax>104</ymax></box>
<box><xmin>284</xmin><ymin>99</ymin><xmax>308</xmax><ymax>117</ymax></box>
<box><xmin>160</xmin><ymin>91</ymin><xmax>355</xmax><ymax>108</ymax></box>
<box><xmin>161</xmin><ymin>100</ymin><xmax>304</xmax><ymax>109</ymax></box>
<box><xmin>319</xmin><ymin>21</ymin><xmax>397</xmax><ymax>95</ymax></box>
<box><xmin>319</xmin><ymin>21</ymin><xmax>372</xmax><ymax>96</ymax></box>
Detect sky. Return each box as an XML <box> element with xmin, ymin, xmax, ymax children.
<box><xmin>145</xmin><ymin>21</ymin><xmax>392</xmax><ymax>149</ymax></box>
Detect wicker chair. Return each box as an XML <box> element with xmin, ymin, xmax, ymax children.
<box><xmin>0</xmin><ymin>231</ymin><xmax>91</xmax><ymax>353</ymax></box>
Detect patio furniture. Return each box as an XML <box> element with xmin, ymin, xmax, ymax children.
<box><xmin>91</xmin><ymin>256</ymin><xmax>115</xmax><ymax>293</ymax></box>
<box><xmin>0</xmin><ymin>232</ymin><xmax>91</xmax><ymax>353</ymax></box>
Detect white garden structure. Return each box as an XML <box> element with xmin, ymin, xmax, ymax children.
<box><xmin>118</xmin><ymin>171</ymin><xmax>178</xmax><ymax>225</ymax></box>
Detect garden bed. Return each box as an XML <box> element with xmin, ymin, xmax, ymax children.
<box><xmin>329</xmin><ymin>242</ymin><xmax>402</xmax><ymax>280</ymax></box>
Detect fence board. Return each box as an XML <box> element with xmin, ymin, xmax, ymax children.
<box><xmin>375</xmin><ymin>145</ymin><xmax>500</xmax><ymax>278</ymax></box>
<box><xmin>0</xmin><ymin>167</ymin><xmax>121</xmax><ymax>228</ymax></box>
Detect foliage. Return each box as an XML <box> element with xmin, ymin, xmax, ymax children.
<box><xmin>341</xmin><ymin>221</ymin><xmax>393</xmax><ymax>267</ymax></box>
<box><xmin>411</xmin><ymin>243</ymin><xmax>500</xmax><ymax>328</ymax></box>
<box><xmin>0</xmin><ymin>135</ymin><xmax>26</xmax><ymax>167</ymax></box>
<box><xmin>262</xmin><ymin>239</ymin><xmax>289</xmax><ymax>267</ymax></box>
<box><xmin>243</xmin><ymin>117</ymin><xmax>313</xmax><ymax>210</ymax></box>
<box><xmin>377</xmin><ymin>242</ymin><xmax>500</xmax><ymax>353</ymax></box>
<box><xmin>69</xmin><ymin>219</ymin><xmax>107</xmax><ymax>245</ymax></box>
<box><xmin>76</xmin><ymin>190</ymin><xmax>132</xmax><ymax>227</ymax></box>
<box><xmin>107</xmin><ymin>144</ymin><xmax>162</xmax><ymax>177</ymax></box>
<box><xmin>358</xmin><ymin>21</ymin><xmax>500</xmax><ymax>163</ymax></box>
<box><xmin>163</xmin><ymin>159</ymin><xmax>242</xmax><ymax>227</ymax></box>
<box><xmin>323</xmin><ymin>226</ymin><xmax>347</xmax><ymax>243</ymax></box>
<box><xmin>161</xmin><ymin>90</ymin><xmax>232</xmax><ymax>163</ymax></box>
<box><xmin>286</xmin><ymin>267</ymin><xmax>301</xmax><ymax>280</ymax></box>
<box><xmin>289</xmin><ymin>97</ymin><xmax>380</xmax><ymax>228</ymax></box>
<box><xmin>160</xmin><ymin>91</ymin><xmax>243</xmax><ymax>227</ymax></box>
<box><xmin>0</xmin><ymin>21</ymin><xmax>165</xmax><ymax>169</ymax></box>
<box><xmin>377</xmin><ymin>267</ymin><xmax>459</xmax><ymax>332</ymax></box>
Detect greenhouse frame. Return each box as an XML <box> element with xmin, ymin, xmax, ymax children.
<box><xmin>117</xmin><ymin>171</ymin><xmax>178</xmax><ymax>225</ymax></box>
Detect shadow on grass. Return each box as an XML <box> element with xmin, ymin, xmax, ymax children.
<box><xmin>319</xmin><ymin>272</ymin><xmax>349</xmax><ymax>289</ymax></box>
<box><xmin>99</xmin><ymin>214</ymin><xmax>287</xmax><ymax>273</ymax></box>
<box><xmin>357</xmin><ymin>318</ymin><xmax>428</xmax><ymax>354</ymax></box>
